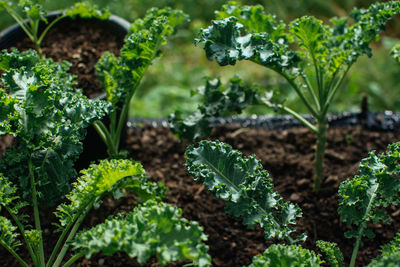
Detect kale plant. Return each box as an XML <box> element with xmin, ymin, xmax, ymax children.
<box><xmin>185</xmin><ymin>140</ymin><xmax>400</xmax><ymax>266</ymax></box>
<box><xmin>173</xmin><ymin>1</ymin><xmax>400</xmax><ymax>191</ymax></box>
<box><xmin>0</xmin><ymin>49</ymin><xmax>211</xmax><ymax>267</ymax></box>
<box><xmin>93</xmin><ymin>7</ymin><xmax>189</xmax><ymax>158</ymax></box>
<box><xmin>0</xmin><ymin>0</ymin><xmax>110</xmax><ymax>55</ymax></box>
<box><xmin>0</xmin><ymin>49</ymin><xmax>109</xmax><ymax>205</ymax></box>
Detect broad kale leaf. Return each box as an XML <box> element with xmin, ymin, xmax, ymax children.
<box><xmin>185</xmin><ymin>140</ymin><xmax>304</xmax><ymax>242</ymax></box>
<box><xmin>0</xmin><ymin>49</ymin><xmax>110</xmax><ymax>205</ymax></box>
<box><xmin>72</xmin><ymin>200</ymin><xmax>211</xmax><ymax>267</ymax></box>
<box><xmin>338</xmin><ymin>142</ymin><xmax>400</xmax><ymax>241</ymax></box>
<box><xmin>169</xmin><ymin>77</ymin><xmax>259</xmax><ymax>141</ymax></box>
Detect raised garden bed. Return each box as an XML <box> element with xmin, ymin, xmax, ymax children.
<box><xmin>1</xmin><ymin>114</ymin><xmax>400</xmax><ymax>266</ymax></box>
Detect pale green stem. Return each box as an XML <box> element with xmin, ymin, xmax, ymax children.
<box><xmin>4</xmin><ymin>7</ymin><xmax>34</xmax><ymax>40</ymax></box>
<box><xmin>262</xmin><ymin>99</ymin><xmax>317</xmax><ymax>133</ymax></box>
<box><xmin>322</xmin><ymin>65</ymin><xmax>352</xmax><ymax>117</ymax></box>
<box><xmin>93</xmin><ymin>120</ymin><xmax>118</xmax><ymax>157</ymax></box>
<box><xmin>28</xmin><ymin>158</ymin><xmax>46</xmax><ymax>266</ymax></box>
<box><xmin>300</xmin><ymin>73</ymin><xmax>320</xmax><ymax>112</ymax></box>
<box><xmin>279</xmin><ymin>71</ymin><xmax>318</xmax><ymax>118</ymax></box>
<box><xmin>62</xmin><ymin>252</ymin><xmax>85</xmax><ymax>267</ymax></box>
<box><xmin>46</xmin><ymin>212</ymin><xmax>82</xmax><ymax>267</ymax></box>
<box><xmin>37</xmin><ymin>15</ymin><xmax>66</xmax><ymax>46</ymax></box>
<box><xmin>52</xmin><ymin>203</ymin><xmax>94</xmax><ymax>267</ymax></box>
<box><xmin>349</xmin><ymin>183</ymin><xmax>379</xmax><ymax>267</ymax></box>
<box><xmin>310</xmin><ymin>52</ymin><xmax>323</xmax><ymax>102</ymax></box>
<box><xmin>313</xmin><ymin>118</ymin><xmax>327</xmax><ymax>191</ymax></box>
<box><xmin>7</xmin><ymin>208</ymin><xmax>38</xmax><ymax>265</ymax></box>
<box><xmin>0</xmin><ymin>240</ymin><xmax>29</xmax><ymax>267</ymax></box>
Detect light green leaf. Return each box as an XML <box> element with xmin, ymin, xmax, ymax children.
<box><xmin>72</xmin><ymin>200</ymin><xmax>211</xmax><ymax>267</ymax></box>
<box><xmin>56</xmin><ymin>159</ymin><xmax>147</xmax><ymax>227</ymax></box>
<box><xmin>64</xmin><ymin>1</ymin><xmax>110</xmax><ymax>20</ymax></box>
<box><xmin>0</xmin><ymin>216</ymin><xmax>21</xmax><ymax>251</ymax></box>
<box><xmin>248</xmin><ymin>244</ymin><xmax>323</xmax><ymax>267</ymax></box>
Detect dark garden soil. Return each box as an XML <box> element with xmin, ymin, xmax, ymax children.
<box><xmin>13</xmin><ymin>18</ymin><xmax>123</xmax><ymax>98</ymax></box>
<box><xmin>1</xmin><ymin>124</ymin><xmax>399</xmax><ymax>267</ymax></box>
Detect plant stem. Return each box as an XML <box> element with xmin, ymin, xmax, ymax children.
<box><xmin>349</xmin><ymin>182</ymin><xmax>379</xmax><ymax>267</ymax></box>
<box><xmin>62</xmin><ymin>252</ymin><xmax>85</xmax><ymax>267</ymax></box>
<box><xmin>46</xmin><ymin>212</ymin><xmax>81</xmax><ymax>267</ymax></box>
<box><xmin>0</xmin><ymin>240</ymin><xmax>29</xmax><ymax>267</ymax></box>
<box><xmin>93</xmin><ymin>120</ymin><xmax>118</xmax><ymax>157</ymax></box>
<box><xmin>52</xmin><ymin>203</ymin><xmax>93</xmax><ymax>267</ymax></box>
<box><xmin>28</xmin><ymin>158</ymin><xmax>46</xmax><ymax>266</ymax></box>
<box><xmin>313</xmin><ymin>118</ymin><xmax>327</xmax><ymax>191</ymax></box>
<box><xmin>7</xmin><ymin>207</ymin><xmax>38</xmax><ymax>265</ymax></box>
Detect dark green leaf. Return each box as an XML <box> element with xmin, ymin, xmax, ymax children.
<box><xmin>185</xmin><ymin>140</ymin><xmax>303</xmax><ymax>241</ymax></box>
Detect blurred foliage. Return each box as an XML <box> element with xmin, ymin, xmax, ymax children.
<box><xmin>1</xmin><ymin>0</ymin><xmax>400</xmax><ymax>117</ymax></box>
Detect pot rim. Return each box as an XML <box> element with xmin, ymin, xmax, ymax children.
<box><xmin>127</xmin><ymin>111</ymin><xmax>400</xmax><ymax>132</ymax></box>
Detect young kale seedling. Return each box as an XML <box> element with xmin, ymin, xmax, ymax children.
<box><xmin>186</xmin><ymin>140</ymin><xmax>400</xmax><ymax>266</ymax></box>
<box><xmin>0</xmin><ymin>49</ymin><xmax>211</xmax><ymax>267</ymax></box>
<box><xmin>93</xmin><ymin>8</ymin><xmax>189</xmax><ymax>158</ymax></box>
<box><xmin>177</xmin><ymin>1</ymin><xmax>400</xmax><ymax>191</ymax></box>
<box><xmin>0</xmin><ymin>0</ymin><xmax>109</xmax><ymax>56</ymax></box>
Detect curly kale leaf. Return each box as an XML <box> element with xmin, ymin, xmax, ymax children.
<box><xmin>248</xmin><ymin>244</ymin><xmax>323</xmax><ymax>267</ymax></box>
<box><xmin>0</xmin><ymin>49</ymin><xmax>110</xmax><ymax>205</ymax></box>
<box><xmin>338</xmin><ymin>142</ymin><xmax>400</xmax><ymax>241</ymax></box>
<box><xmin>0</xmin><ymin>216</ymin><xmax>21</xmax><ymax>251</ymax></box>
<box><xmin>169</xmin><ymin>77</ymin><xmax>259</xmax><ymax>141</ymax></box>
<box><xmin>72</xmin><ymin>200</ymin><xmax>211</xmax><ymax>267</ymax></box>
<box><xmin>316</xmin><ymin>241</ymin><xmax>344</xmax><ymax>267</ymax></box>
<box><xmin>64</xmin><ymin>1</ymin><xmax>110</xmax><ymax>20</ymax></box>
<box><xmin>96</xmin><ymin>8</ymin><xmax>188</xmax><ymax>106</ymax></box>
<box><xmin>367</xmin><ymin>233</ymin><xmax>400</xmax><ymax>266</ymax></box>
<box><xmin>55</xmin><ymin>159</ymin><xmax>164</xmax><ymax>229</ymax></box>
<box><xmin>0</xmin><ymin>173</ymin><xmax>27</xmax><ymax>251</ymax></box>
<box><xmin>186</xmin><ymin>140</ymin><xmax>304</xmax><ymax>242</ymax></box>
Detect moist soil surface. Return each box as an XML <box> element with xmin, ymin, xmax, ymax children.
<box><xmin>1</xmin><ymin>124</ymin><xmax>399</xmax><ymax>266</ymax></box>
<box><xmin>13</xmin><ymin>18</ymin><xmax>123</xmax><ymax>98</ymax></box>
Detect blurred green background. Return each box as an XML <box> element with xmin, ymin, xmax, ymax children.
<box><xmin>1</xmin><ymin>0</ymin><xmax>400</xmax><ymax>118</ymax></box>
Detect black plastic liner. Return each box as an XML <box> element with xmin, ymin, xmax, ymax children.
<box><xmin>128</xmin><ymin>111</ymin><xmax>400</xmax><ymax>131</ymax></box>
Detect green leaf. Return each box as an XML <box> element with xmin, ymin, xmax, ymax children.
<box><xmin>56</xmin><ymin>159</ymin><xmax>148</xmax><ymax>228</ymax></box>
<box><xmin>0</xmin><ymin>216</ymin><xmax>21</xmax><ymax>251</ymax></box>
<box><xmin>391</xmin><ymin>44</ymin><xmax>400</xmax><ymax>64</ymax></box>
<box><xmin>96</xmin><ymin>8</ymin><xmax>188</xmax><ymax>107</ymax></box>
<box><xmin>169</xmin><ymin>77</ymin><xmax>259</xmax><ymax>141</ymax></box>
<box><xmin>248</xmin><ymin>244</ymin><xmax>323</xmax><ymax>267</ymax></box>
<box><xmin>64</xmin><ymin>1</ymin><xmax>110</xmax><ymax>20</ymax></box>
<box><xmin>18</xmin><ymin>0</ymin><xmax>47</xmax><ymax>23</ymax></box>
<box><xmin>316</xmin><ymin>240</ymin><xmax>344</xmax><ymax>267</ymax></box>
<box><xmin>185</xmin><ymin>140</ymin><xmax>303</xmax><ymax>242</ymax></box>
<box><xmin>367</xmin><ymin>251</ymin><xmax>400</xmax><ymax>267</ymax></box>
<box><xmin>338</xmin><ymin>142</ymin><xmax>400</xmax><ymax>241</ymax></box>
<box><xmin>196</xmin><ymin>3</ymin><xmax>299</xmax><ymax>70</ymax></box>
<box><xmin>72</xmin><ymin>200</ymin><xmax>211</xmax><ymax>267</ymax></box>
<box><xmin>0</xmin><ymin>49</ymin><xmax>110</xmax><ymax>205</ymax></box>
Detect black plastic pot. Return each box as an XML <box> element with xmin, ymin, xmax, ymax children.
<box><xmin>0</xmin><ymin>12</ymin><xmax>131</xmax><ymax>170</ymax></box>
